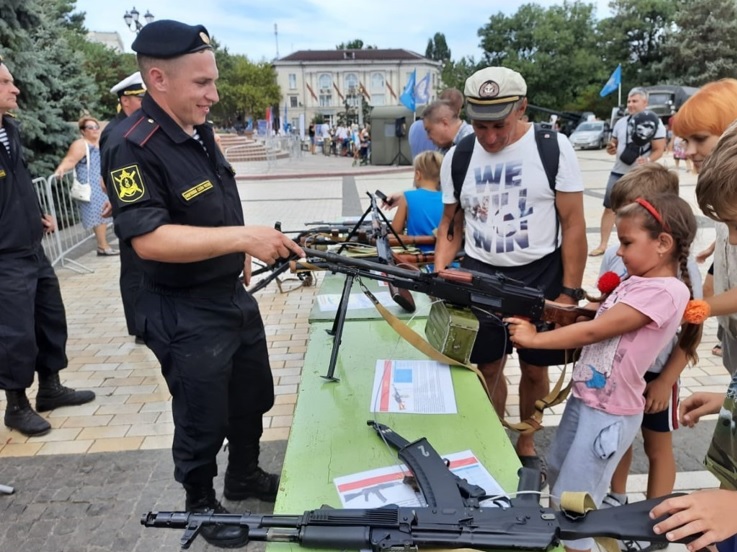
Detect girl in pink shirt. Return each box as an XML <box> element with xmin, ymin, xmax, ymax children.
<box><xmin>506</xmin><ymin>193</ymin><xmax>702</xmax><ymax>552</ymax></box>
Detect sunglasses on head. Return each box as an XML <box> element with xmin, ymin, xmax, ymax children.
<box><xmin>83</xmin><ymin>124</ymin><xmax>100</xmax><ymax>130</ymax></box>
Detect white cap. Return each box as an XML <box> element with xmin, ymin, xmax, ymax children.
<box><xmin>110</xmin><ymin>72</ymin><xmax>146</xmax><ymax>97</ymax></box>
<box><xmin>464</xmin><ymin>67</ymin><xmax>527</xmax><ymax>121</ymax></box>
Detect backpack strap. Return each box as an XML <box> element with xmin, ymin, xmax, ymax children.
<box><xmin>446</xmin><ymin>134</ymin><xmax>477</xmax><ymax>240</ymax></box>
<box><xmin>533</xmin><ymin>123</ymin><xmax>560</xmax><ymax>192</ymax></box>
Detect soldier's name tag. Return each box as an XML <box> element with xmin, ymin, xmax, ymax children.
<box><xmin>182</xmin><ymin>181</ymin><xmax>213</xmax><ymax>201</ymax></box>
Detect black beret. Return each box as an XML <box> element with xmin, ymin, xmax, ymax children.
<box><xmin>131</xmin><ymin>19</ymin><xmax>212</xmax><ymax>59</ymax></box>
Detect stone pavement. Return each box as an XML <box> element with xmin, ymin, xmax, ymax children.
<box><xmin>0</xmin><ymin>149</ymin><xmax>724</xmax><ymax>550</ymax></box>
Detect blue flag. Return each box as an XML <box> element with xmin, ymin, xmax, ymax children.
<box><xmin>399</xmin><ymin>70</ymin><xmax>417</xmax><ymax>111</ymax></box>
<box><xmin>415</xmin><ymin>72</ymin><xmax>431</xmax><ymax>105</ymax></box>
<box><xmin>600</xmin><ymin>64</ymin><xmax>622</xmax><ymax>97</ymax></box>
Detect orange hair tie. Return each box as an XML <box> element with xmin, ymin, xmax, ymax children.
<box><xmin>683</xmin><ymin>300</ymin><xmax>710</xmax><ymax>324</ymax></box>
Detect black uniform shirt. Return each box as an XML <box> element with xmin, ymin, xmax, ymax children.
<box><xmin>102</xmin><ymin>95</ymin><xmax>244</xmax><ymax>288</ymax></box>
<box><xmin>0</xmin><ymin>115</ymin><xmax>44</xmax><ymax>255</ymax></box>
<box><xmin>99</xmin><ymin>110</ymin><xmax>127</xmax><ymax>154</ymax></box>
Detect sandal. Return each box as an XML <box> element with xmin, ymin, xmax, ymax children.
<box><xmin>588</xmin><ymin>247</ymin><xmax>606</xmax><ymax>257</ymax></box>
<box><xmin>713</xmin><ymin>344</ymin><xmax>723</xmax><ymax>357</ymax></box>
<box><xmin>97</xmin><ymin>247</ymin><xmax>119</xmax><ymax>256</ymax></box>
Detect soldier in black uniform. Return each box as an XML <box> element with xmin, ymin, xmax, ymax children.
<box><xmin>100</xmin><ymin>21</ymin><xmax>304</xmax><ymax>549</ymax></box>
<box><xmin>100</xmin><ymin>72</ymin><xmax>146</xmax><ymax>344</ymax></box>
<box><xmin>0</xmin><ymin>56</ymin><xmax>95</xmax><ymax>437</ymax></box>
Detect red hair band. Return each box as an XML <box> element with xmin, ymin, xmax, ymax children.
<box><xmin>634</xmin><ymin>197</ymin><xmax>670</xmax><ymax>232</ymax></box>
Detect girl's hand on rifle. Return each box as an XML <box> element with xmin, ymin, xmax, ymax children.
<box><xmin>504</xmin><ymin>317</ymin><xmax>538</xmax><ymax>349</ymax></box>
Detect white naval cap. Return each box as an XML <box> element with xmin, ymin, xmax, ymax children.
<box><xmin>110</xmin><ymin>72</ymin><xmax>146</xmax><ymax>97</ymax></box>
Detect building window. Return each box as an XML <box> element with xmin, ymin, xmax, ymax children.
<box><xmin>318</xmin><ymin>73</ymin><xmax>332</xmax><ymax>91</ymax></box>
<box><xmin>319</xmin><ymin>92</ymin><xmax>332</xmax><ymax>107</ymax></box>
<box><xmin>289</xmin><ymin>96</ymin><xmax>298</xmax><ymax>108</ymax></box>
<box><xmin>370</xmin><ymin>73</ymin><xmax>384</xmax><ymax>92</ymax></box>
<box><xmin>288</xmin><ymin>74</ymin><xmax>297</xmax><ymax>90</ymax></box>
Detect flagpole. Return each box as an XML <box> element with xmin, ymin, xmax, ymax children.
<box><xmin>618</xmin><ymin>83</ymin><xmax>622</xmax><ymax>108</ymax></box>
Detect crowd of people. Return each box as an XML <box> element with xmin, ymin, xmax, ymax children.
<box><xmin>5</xmin><ymin>15</ymin><xmax>737</xmax><ymax>552</ymax></box>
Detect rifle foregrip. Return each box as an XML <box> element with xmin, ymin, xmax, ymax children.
<box><xmin>542</xmin><ymin>304</ymin><xmax>596</xmax><ymax>326</ymax></box>
<box><xmin>390</xmin><ymin>285</ymin><xmax>416</xmax><ymax>312</ymax></box>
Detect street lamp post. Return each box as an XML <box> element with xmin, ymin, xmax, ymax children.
<box><xmin>123</xmin><ymin>6</ymin><xmax>154</xmax><ymax>33</ymax></box>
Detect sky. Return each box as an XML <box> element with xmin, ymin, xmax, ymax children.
<box><xmin>74</xmin><ymin>0</ymin><xmax>613</xmax><ymax>62</ymax></box>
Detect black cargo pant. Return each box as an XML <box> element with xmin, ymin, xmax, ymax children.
<box><xmin>119</xmin><ymin>240</ymin><xmax>142</xmax><ymax>337</ymax></box>
<box><xmin>137</xmin><ymin>281</ymin><xmax>274</xmax><ymax>485</ymax></box>
<box><xmin>0</xmin><ymin>246</ymin><xmax>68</xmax><ymax>390</ymax></box>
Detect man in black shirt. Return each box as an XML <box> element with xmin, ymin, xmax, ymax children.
<box><xmin>100</xmin><ymin>72</ymin><xmax>146</xmax><ymax>344</ymax></box>
<box><xmin>0</xmin><ymin>56</ymin><xmax>95</xmax><ymax>437</ymax></box>
<box><xmin>101</xmin><ymin>21</ymin><xmax>304</xmax><ymax>549</ymax></box>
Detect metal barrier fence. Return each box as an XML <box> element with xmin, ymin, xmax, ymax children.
<box><xmin>34</xmin><ymin>173</ymin><xmax>101</xmax><ymax>273</ymax></box>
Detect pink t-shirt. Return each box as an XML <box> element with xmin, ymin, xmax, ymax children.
<box><xmin>572</xmin><ymin>276</ymin><xmax>690</xmax><ymax>415</ymax></box>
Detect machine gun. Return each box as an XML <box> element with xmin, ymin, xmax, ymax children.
<box><xmin>142</xmin><ymin>421</ymin><xmax>693</xmax><ymax>551</ymax></box>
<box><xmin>295</xmin><ymin>246</ymin><xmax>594</xmax><ymax>379</ymax></box>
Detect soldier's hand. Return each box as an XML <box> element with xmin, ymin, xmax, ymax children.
<box><xmin>41</xmin><ymin>214</ymin><xmax>57</xmax><ymax>233</ymax></box>
<box><xmin>101</xmin><ymin>200</ymin><xmax>112</xmax><ymax>218</ymax></box>
<box><xmin>245</xmin><ymin>227</ymin><xmax>304</xmax><ymax>265</ymax></box>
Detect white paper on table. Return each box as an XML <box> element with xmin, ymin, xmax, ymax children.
<box><xmin>316</xmin><ymin>291</ymin><xmax>395</xmax><ymax>312</ymax></box>
<box><xmin>334</xmin><ymin>450</ymin><xmax>507</xmax><ymax>508</ymax></box>
<box><xmin>370</xmin><ymin>359</ymin><xmax>457</xmax><ymax>414</ymax></box>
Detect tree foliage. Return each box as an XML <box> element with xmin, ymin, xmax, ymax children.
<box><xmin>478</xmin><ymin>1</ymin><xmax>603</xmax><ymax>110</ymax></box>
<box><xmin>335</xmin><ymin>39</ymin><xmax>376</xmax><ymax>49</ymax></box>
<box><xmin>597</xmin><ymin>0</ymin><xmax>678</xmax><ymax>85</ymax></box>
<box><xmin>658</xmin><ymin>0</ymin><xmax>737</xmax><ymax>85</ymax></box>
<box><xmin>425</xmin><ymin>33</ymin><xmax>451</xmax><ymax>62</ymax></box>
<box><xmin>0</xmin><ymin>0</ymin><xmax>99</xmax><ymax>177</ymax></box>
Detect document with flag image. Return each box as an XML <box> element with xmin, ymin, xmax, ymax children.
<box><xmin>600</xmin><ymin>64</ymin><xmax>622</xmax><ymax>97</ymax></box>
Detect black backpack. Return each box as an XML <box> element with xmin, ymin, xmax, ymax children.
<box><xmin>447</xmin><ymin>123</ymin><xmax>560</xmax><ymax>240</ymax></box>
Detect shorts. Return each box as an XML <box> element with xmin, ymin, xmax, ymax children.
<box><xmin>461</xmin><ymin>250</ymin><xmax>575</xmax><ymax>366</ymax></box>
<box><xmin>603</xmin><ymin>172</ymin><xmax>624</xmax><ymax>209</ymax></box>
<box><xmin>642</xmin><ymin>371</ymin><xmax>679</xmax><ymax>432</ymax></box>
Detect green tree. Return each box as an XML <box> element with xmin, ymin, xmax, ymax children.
<box><xmin>478</xmin><ymin>1</ymin><xmax>602</xmax><ymax>110</ymax></box>
<box><xmin>213</xmin><ymin>54</ymin><xmax>281</xmax><ymax>125</ymax></box>
<box><xmin>597</xmin><ymin>0</ymin><xmax>678</xmax><ymax>86</ymax></box>
<box><xmin>439</xmin><ymin>56</ymin><xmax>478</xmax><ymax>94</ymax></box>
<box><xmin>335</xmin><ymin>39</ymin><xmax>376</xmax><ymax>49</ymax></box>
<box><xmin>658</xmin><ymin>0</ymin><xmax>737</xmax><ymax>85</ymax></box>
<box><xmin>425</xmin><ymin>32</ymin><xmax>451</xmax><ymax>62</ymax></box>
<box><xmin>0</xmin><ymin>0</ymin><xmax>99</xmax><ymax>177</ymax></box>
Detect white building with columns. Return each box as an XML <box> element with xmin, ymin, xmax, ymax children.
<box><xmin>272</xmin><ymin>49</ymin><xmax>442</xmax><ymax>129</ymax></box>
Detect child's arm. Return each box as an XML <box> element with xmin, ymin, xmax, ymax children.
<box><xmin>506</xmin><ymin>302</ymin><xmax>651</xmax><ymax>350</ymax></box>
<box><xmin>644</xmin><ymin>344</ymin><xmax>692</xmax><ymax>414</ymax></box>
<box><xmin>680</xmin><ymin>392</ymin><xmax>725</xmax><ymax>427</ymax></box>
<box><xmin>390</xmin><ymin>195</ymin><xmax>408</xmax><ymax>236</ymax></box>
<box><xmin>650</xmin><ymin>489</ymin><xmax>737</xmax><ymax>551</ymax></box>
<box><xmin>705</xmin><ymin>287</ymin><xmax>737</xmax><ymax>316</ymax></box>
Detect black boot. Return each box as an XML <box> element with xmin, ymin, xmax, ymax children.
<box><xmin>4</xmin><ymin>390</ymin><xmax>51</xmax><ymax>436</ymax></box>
<box><xmin>184</xmin><ymin>483</ymin><xmax>249</xmax><ymax>548</ymax></box>
<box><xmin>224</xmin><ymin>466</ymin><xmax>280</xmax><ymax>502</ymax></box>
<box><xmin>35</xmin><ymin>372</ymin><xmax>95</xmax><ymax>412</ymax></box>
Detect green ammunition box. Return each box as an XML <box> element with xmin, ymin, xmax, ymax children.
<box><xmin>425</xmin><ymin>301</ymin><xmax>479</xmax><ymax>365</ymax></box>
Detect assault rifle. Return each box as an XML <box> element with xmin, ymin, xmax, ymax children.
<box><xmin>142</xmin><ymin>421</ymin><xmax>693</xmax><ymax>551</ymax></box>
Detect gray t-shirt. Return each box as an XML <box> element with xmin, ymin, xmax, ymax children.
<box><xmin>610</xmin><ymin>114</ymin><xmax>666</xmax><ymax>175</ymax></box>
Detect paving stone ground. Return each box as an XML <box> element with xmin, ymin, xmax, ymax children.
<box><xmin>0</xmin><ymin>150</ymin><xmax>724</xmax><ymax>551</ymax></box>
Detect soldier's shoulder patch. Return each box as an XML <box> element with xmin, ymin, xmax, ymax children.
<box><xmin>110</xmin><ymin>164</ymin><xmax>148</xmax><ymax>204</ymax></box>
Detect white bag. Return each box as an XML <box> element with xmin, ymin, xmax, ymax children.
<box><xmin>69</xmin><ymin>143</ymin><xmax>92</xmax><ymax>203</ymax></box>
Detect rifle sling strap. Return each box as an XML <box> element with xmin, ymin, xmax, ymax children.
<box><xmin>560</xmin><ymin>492</ymin><xmax>620</xmax><ymax>552</ymax></box>
<box><xmin>359</xmin><ymin>282</ymin><xmax>572</xmax><ymax>435</ymax></box>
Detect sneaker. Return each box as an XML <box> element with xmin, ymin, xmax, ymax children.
<box><xmin>600</xmin><ymin>493</ymin><xmax>628</xmax><ymax>508</ymax></box>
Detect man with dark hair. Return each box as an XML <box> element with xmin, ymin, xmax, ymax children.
<box><xmin>100</xmin><ymin>71</ymin><xmax>147</xmax><ymax>345</ymax></box>
<box><xmin>0</xmin><ymin>56</ymin><xmax>95</xmax><ymax>437</ymax></box>
<box><xmin>101</xmin><ymin>21</ymin><xmax>304</xmax><ymax>549</ymax></box>
<box><xmin>434</xmin><ymin>66</ymin><xmax>587</xmax><ymax>475</ymax></box>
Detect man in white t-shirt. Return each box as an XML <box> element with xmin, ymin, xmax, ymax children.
<box><xmin>589</xmin><ymin>87</ymin><xmax>666</xmax><ymax>256</ymax></box>
<box><xmin>434</xmin><ymin>67</ymin><xmax>587</xmax><ymax>471</ymax></box>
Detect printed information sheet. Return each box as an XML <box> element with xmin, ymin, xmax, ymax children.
<box><xmin>370</xmin><ymin>359</ymin><xmax>457</xmax><ymax>414</ymax></box>
<box><xmin>334</xmin><ymin>450</ymin><xmax>507</xmax><ymax>508</ymax></box>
